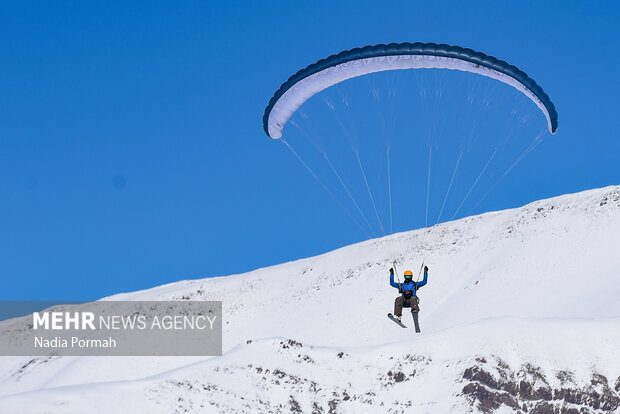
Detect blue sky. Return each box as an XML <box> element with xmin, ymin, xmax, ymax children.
<box><xmin>1</xmin><ymin>1</ymin><xmax>618</xmax><ymax>300</ymax></box>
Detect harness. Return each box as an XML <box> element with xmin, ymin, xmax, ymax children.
<box><xmin>399</xmin><ymin>282</ymin><xmax>417</xmax><ymax>299</ymax></box>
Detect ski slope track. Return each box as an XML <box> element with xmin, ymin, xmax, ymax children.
<box><xmin>1</xmin><ymin>185</ymin><xmax>619</xmax><ymax>413</ymax></box>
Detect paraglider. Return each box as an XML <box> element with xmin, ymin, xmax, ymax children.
<box><xmin>388</xmin><ymin>266</ymin><xmax>429</xmax><ymax>332</ymax></box>
<box><xmin>263</xmin><ymin>42</ymin><xmax>557</xmax><ymax>139</ymax></box>
<box><xmin>262</xmin><ymin>43</ymin><xmax>558</xmax><ymax>332</ymax></box>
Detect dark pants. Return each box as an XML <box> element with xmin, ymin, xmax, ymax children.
<box><xmin>394</xmin><ymin>295</ymin><xmax>420</xmax><ymax>317</ymax></box>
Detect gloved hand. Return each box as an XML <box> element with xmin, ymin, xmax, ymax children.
<box><xmin>424</xmin><ymin>265</ymin><xmax>429</xmax><ymax>273</ymax></box>
<box><xmin>389</xmin><ymin>268</ymin><xmax>394</xmax><ymax>274</ymax></box>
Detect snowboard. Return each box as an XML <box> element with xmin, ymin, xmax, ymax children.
<box><xmin>387</xmin><ymin>313</ymin><xmax>407</xmax><ymax>328</ymax></box>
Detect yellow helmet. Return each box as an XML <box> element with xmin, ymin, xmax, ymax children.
<box><xmin>404</xmin><ymin>270</ymin><xmax>413</xmax><ymax>277</ymax></box>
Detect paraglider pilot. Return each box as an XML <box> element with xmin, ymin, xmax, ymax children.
<box><xmin>390</xmin><ymin>266</ymin><xmax>428</xmax><ymax>322</ymax></box>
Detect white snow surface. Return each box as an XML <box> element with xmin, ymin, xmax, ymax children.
<box><xmin>1</xmin><ymin>185</ymin><xmax>619</xmax><ymax>413</ymax></box>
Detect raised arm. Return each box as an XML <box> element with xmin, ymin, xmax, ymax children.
<box><xmin>417</xmin><ymin>266</ymin><xmax>429</xmax><ymax>289</ymax></box>
<box><xmin>389</xmin><ymin>268</ymin><xmax>400</xmax><ymax>288</ymax></box>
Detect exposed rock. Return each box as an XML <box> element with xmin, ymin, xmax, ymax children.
<box><xmin>462</xmin><ymin>360</ymin><xmax>620</xmax><ymax>413</ymax></box>
<box><xmin>393</xmin><ymin>372</ymin><xmax>405</xmax><ymax>383</ymax></box>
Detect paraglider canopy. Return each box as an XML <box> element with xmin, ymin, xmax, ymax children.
<box><xmin>263</xmin><ymin>42</ymin><xmax>558</xmax><ymax>139</ymax></box>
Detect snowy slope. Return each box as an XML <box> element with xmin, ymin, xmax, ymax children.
<box><xmin>0</xmin><ymin>185</ymin><xmax>619</xmax><ymax>413</ymax></box>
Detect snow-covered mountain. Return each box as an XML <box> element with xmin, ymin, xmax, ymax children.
<box><xmin>1</xmin><ymin>185</ymin><xmax>619</xmax><ymax>413</ymax></box>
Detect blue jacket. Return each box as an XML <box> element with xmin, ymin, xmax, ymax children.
<box><xmin>390</xmin><ymin>271</ymin><xmax>428</xmax><ymax>297</ymax></box>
